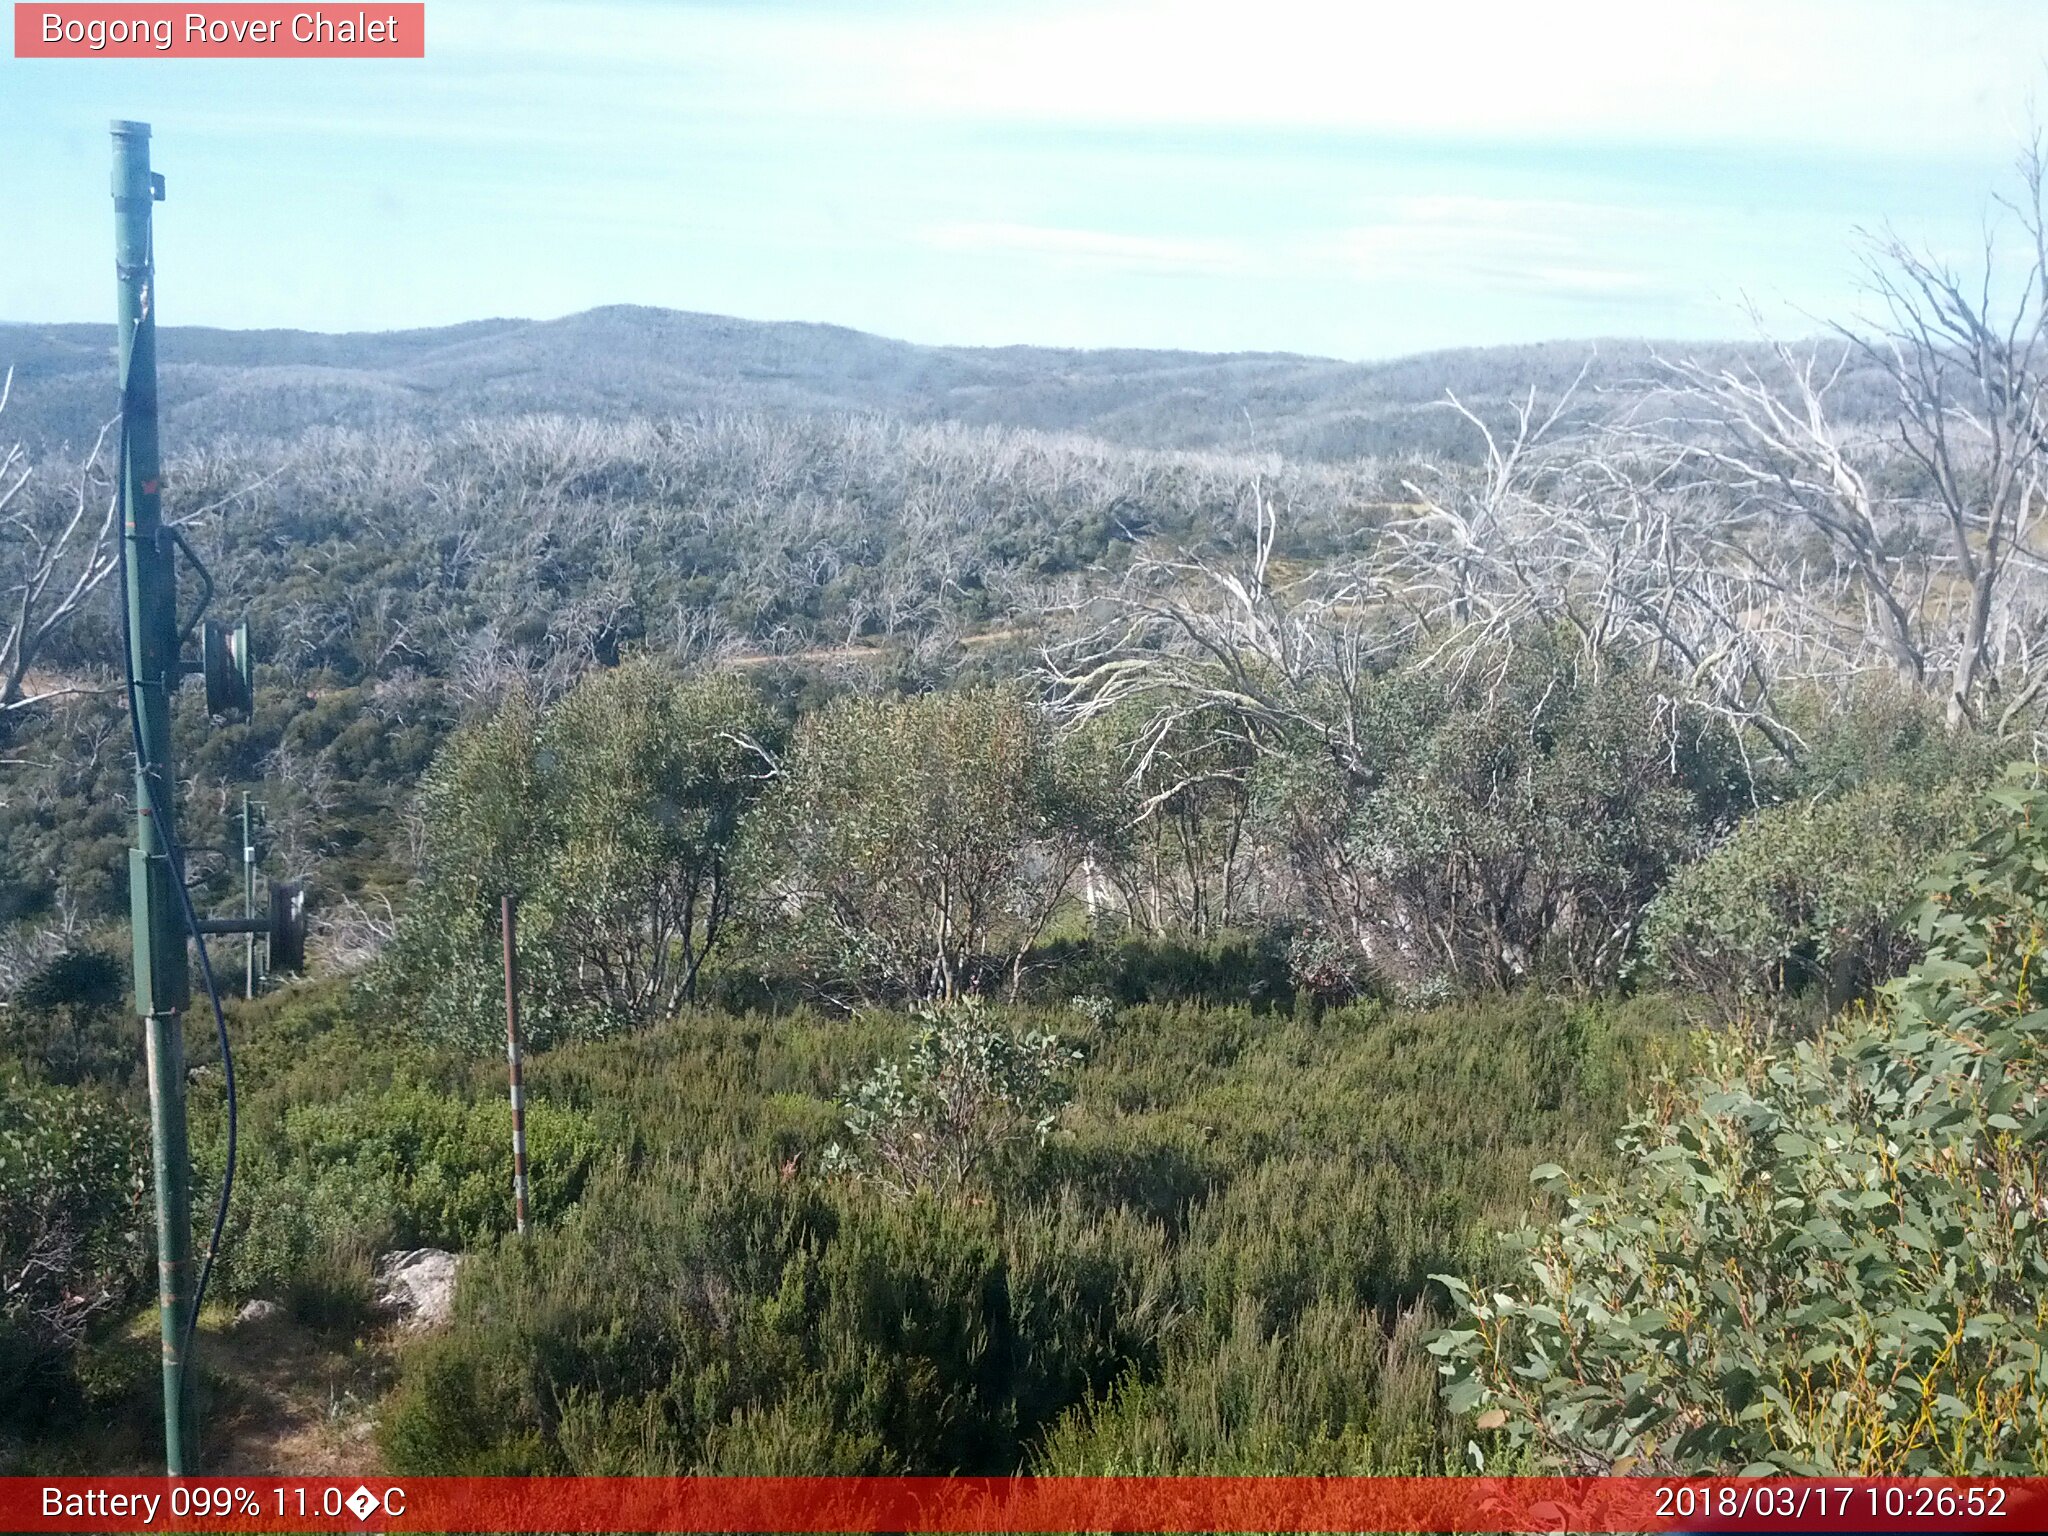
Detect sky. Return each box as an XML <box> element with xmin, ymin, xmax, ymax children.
<box><xmin>2</xmin><ymin>0</ymin><xmax>2046</xmax><ymax>358</ymax></box>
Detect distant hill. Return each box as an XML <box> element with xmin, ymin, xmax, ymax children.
<box><xmin>0</xmin><ymin>305</ymin><xmax>1870</xmax><ymax>463</ymax></box>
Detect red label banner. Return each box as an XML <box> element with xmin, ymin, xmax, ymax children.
<box><xmin>13</xmin><ymin>4</ymin><xmax>424</xmax><ymax>57</ymax></box>
<box><xmin>4</xmin><ymin>1476</ymin><xmax>2047</xmax><ymax>1533</ymax></box>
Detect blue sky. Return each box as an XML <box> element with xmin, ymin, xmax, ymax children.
<box><xmin>3</xmin><ymin>0</ymin><xmax>2045</xmax><ymax>357</ymax></box>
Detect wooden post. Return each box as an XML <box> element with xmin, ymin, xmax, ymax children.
<box><xmin>501</xmin><ymin>893</ymin><xmax>530</xmax><ymax>1237</ymax></box>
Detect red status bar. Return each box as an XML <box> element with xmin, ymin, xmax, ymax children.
<box><xmin>6</xmin><ymin>1476</ymin><xmax>2048</xmax><ymax>1533</ymax></box>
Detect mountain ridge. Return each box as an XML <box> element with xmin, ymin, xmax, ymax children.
<box><xmin>0</xmin><ymin>304</ymin><xmax>1814</xmax><ymax>463</ymax></box>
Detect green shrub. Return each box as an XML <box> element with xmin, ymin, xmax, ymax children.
<box><xmin>747</xmin><ymin>688</ymin><xmax>1124</xmax><ymax>1002</ymax></box>
<box><xmin>210</xmin><ymin>1077</ymin><xmax>603</xmax><ymax>1301</ymax></box>
<box><xmin>378</xmin><ymin>989</ymin><xmax>1665</xmax><ymax>1477</ymax></box>
<box><xmin>1431</xmin><ymin>773</ymin><xmax>2048</xmax><ymax>1474</ymax></box>
<box><xmin>379</xmin><ymin>1157</ymin><xmax>1173</xmax><ymax>1475</ymax></box>
<box><xmin>0</xmin><ymin>946</ymin><xmax>132</xmax><ymax>1088</ymax></box>
<box><xmin>1036</xmin><ymin>1297</ymin><xmax>1446</xmax><ymax>1473</ymax></box>
<box><xmin>1780</xmin><ymin>679</ymin><xmax>1999</xmax><ymax>801</ymax></box>
<box><xmin>0</xmin><ymin>1074</ymin><xmax>148</xmax><ymax>1431</ymax></box>
<box><xmin>1640</xmin><ymin>777</ymin><xmax>1976</xmax><ymax>1008</ymax></box>
<box><xmin>282</xmin><ymin>1236</ymin><xmax>381</xmax><ymax>1335</ymax></box>
<box><xmin>372</xmin><ymin>664</ymin><xmax>777</xmax><ymax>1050</ymax></box>
<box><xmin>1255</xmin><ymin>638</ymin><xmax>1747</xmax><ymax>992</ymax></box>
<box><xmin>824</xmin><ymin>1000</ymin><xmax>1079</xmax><ymax>1197</ymax></box>
<box><xmin>1022</xmin><ymin>932</ymin><xmax>1296</xmax><ymax>1013</ymax></box>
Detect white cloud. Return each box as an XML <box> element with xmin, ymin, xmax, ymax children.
<box><xmin>923</xmin><ymin>195</ymin><xmax>1688</xmax><ymax>306</ymax></box>
<box><xmin>432</xmin><ymin>0</ymin><xmax>2047</xmax><ymax>158</ymax></box>
<box><xmin>1324</xmin><ymin>194</ymin><xmax>1693</xmax><ymax>298</ymax></box>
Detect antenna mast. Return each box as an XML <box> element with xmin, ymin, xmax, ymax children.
<box><xmin>112</xmin><ymin>119</ymin><xmax>308</xmax><ymax>1477</ymax></box>
<box><xmin>112</xmin><ymin>117</ymin><xmax>197</xmax><ymax>1477</ymax></box>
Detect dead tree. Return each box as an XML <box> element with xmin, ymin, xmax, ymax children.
<box><xmin>1664</xmin><ymin>139</ymin><xmax>2048</xmax><ymax>735</ymax></box>
<box><xmin>1047</xmin><ymin>472</ymin><xmax>1396</xmax><ymax>787</ymax></box>
<box><xmin>1849</xmin><ymin>142</ymin><xmax>2048</xmax><ymax>729</ymax></box>
<box><xmin>0</xmin><ymin>373</ymin><xmax>120</xmax><ymax>725</ymax></box>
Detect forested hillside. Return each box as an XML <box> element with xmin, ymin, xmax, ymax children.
<box><xmin>5</xmin><ymin>165</ymin><xmax>2048</xmax><ymax>1477</ymax></box>
<box><xmin>0</xmin><ymin>307</ymin><xmax>1896</xmax><ymax>463</ymax></box>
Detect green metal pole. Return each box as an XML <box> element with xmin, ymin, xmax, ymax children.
<box><xmin>114</xmin><ymin>118</ymin><xmax>195</xmax><ymax>1478</ymax></box>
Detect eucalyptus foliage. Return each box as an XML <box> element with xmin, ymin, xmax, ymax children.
<box><xmin>375</xmin><ymin>661</ymin><xmax>775</xmax><ymax>1048</ymax></box>
<box><xmin>1641</xmin><ymin>778</ymin><xmax>1975</xmax><ymax>1009</ymax></box>
<box><xmin>752</xmin><ymin>688</ymin><xmax>1125</xmax><ymax>1003</ymax></box>
<box><xmin>1432</xmin><ymin>773</ymin><xmax>2048</xmax><ymax>1474</ymax></box>
<box><xmin>1256</xmin><ymin>640</ymin><xmax>1744</xmax><ymax>992</ymax></box>
<box><xmin>825</xmin><ymin>998</ymin><xmax>1080</xmax><ymax>1197</ymax></box>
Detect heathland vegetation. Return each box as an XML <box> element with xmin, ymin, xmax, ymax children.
<box><xmin>5</xmin><ymin>150</ymin><xmax>2048</xmax><ymax>1475</ymax></box>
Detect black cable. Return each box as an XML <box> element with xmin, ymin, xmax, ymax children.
<box><xmin>113</xmin><ymin>408</ymin><xmax>238</xmax><ymax>1411</ymax></box>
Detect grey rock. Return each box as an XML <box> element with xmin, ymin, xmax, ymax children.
<box><xmin>373</xmin><ymin>1248</ymin><xmax>463</xmax><ymax>1331</ymax></box>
